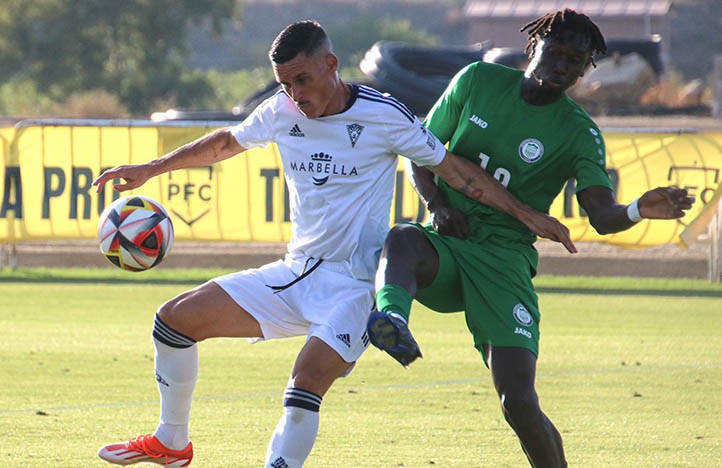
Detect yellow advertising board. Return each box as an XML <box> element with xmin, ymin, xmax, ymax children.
<box><xmin>1</xmin><ymin>121</ymin><xmax>721</xmax><ymax>248</ymax></box>
<box><xmin>550</xmin><ymin>131</ymin><xmax>722</xmax><ymax>247</ymax></box>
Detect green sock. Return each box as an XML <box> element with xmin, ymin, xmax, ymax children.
<box><xmin>375</xmin><ymin>284</ymin><xmax>413</xmax><ymax>322</ymax></box>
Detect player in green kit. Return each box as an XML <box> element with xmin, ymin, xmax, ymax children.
<box><xmin>366</xmin><ymin>9</ymin><xmax>695</xmax><ymax>467</ymax></box>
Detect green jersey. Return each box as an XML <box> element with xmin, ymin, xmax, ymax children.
<box><xmin>412</xmin><ymin>62</ymin><xmax>614</xmax><ymax>357</ymax></box>
<box><xmin>425</xmin><ymin>62</ymin><xmax>612</xmax><ymax>248</ymax></box>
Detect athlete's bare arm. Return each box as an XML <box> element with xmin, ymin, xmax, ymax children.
<box><xmin>403</xmin><ymin>158</ymin><xmax>470</xmax><ymax>239</ymax></box>
<box><xmin>423</xmin><ymin>152</ymin><xmax>577</xmax><ymax>253</ymax></box>
<box><xmin>578</xmin><ymin>186</ymin><xmax>694</xmax><ymax>234</ymax></box>
<box><xmin>93</xmin><ymin>128</ymin><xmax>245</xmax><ymax>193</ymax></box>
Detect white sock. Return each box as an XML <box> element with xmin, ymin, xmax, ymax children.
<box><xmin>265</xmin><ymin>388</ymin><xmax>322</xmax><ymax>468</ymax></box>
<box><xmin>152</xmin><ymin>339</ymin><xmax>198</xmax><ymax>450</ymax></box>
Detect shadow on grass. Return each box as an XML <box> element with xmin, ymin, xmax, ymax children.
<box><xmin>536</xmin><ymin>286</ymin><xmax>722</xmax><ymax>298</ymax></box>
<box><xmin>0</xmin><ymin>268</ymin><xmax>228</xmax><ymax>286</ymax></box>
<box><xmin>0</xmin><ymin>276</ymin><xmax>213</xmax><ymax>286</ymax></box>
<box><xmin>2</xmin><ymin>270</ymin><xmax>722</xmax><ymax>298</ymax></box>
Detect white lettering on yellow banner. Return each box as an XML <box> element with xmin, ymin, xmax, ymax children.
<box><xmin>1</xmin><ymin>122</ymin><xmax>720</xmax><ymax>248</ymax></box>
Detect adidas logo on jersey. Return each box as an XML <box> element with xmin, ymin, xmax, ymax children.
<box><xmin>289</xmin><ymin>124</ymin><xmax>305</xmax><ymax>137</ymax></box>
<box><xmin>336</xmin><ymin>333</ymin><xmax>351</xmax><ymax>347</ymax></box>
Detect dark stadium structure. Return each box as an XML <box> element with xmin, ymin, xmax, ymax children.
<box><xmin>152</xmin><ymin>38</ymin><xmax>669</xmax><ymax>122</ymax></box>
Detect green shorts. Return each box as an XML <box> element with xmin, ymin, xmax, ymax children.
<box><xmin>413</xmin><ymin>223</ymin><xmax>540</xmax><ymax>364</ymax></box>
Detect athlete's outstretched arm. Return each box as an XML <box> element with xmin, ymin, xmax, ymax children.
<box><xmin>93</xmin><ymin>128</ymin><xmax>246</xmax><ymax>193</ymax></box>
<box><xmin>578</xmin><ymin>186</ymin><xmax>695</xmax><ymax>235</ymax></box>
<box><xmin>425</xmin><ymin>152</ymin><xmax>577</xmax><ymax>253</ymax></box>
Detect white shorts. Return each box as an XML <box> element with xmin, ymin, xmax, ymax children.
<box><xmin>212</xmin><ymin>256</ymin><xmax>374</xmax><ymax>364</ymax></box>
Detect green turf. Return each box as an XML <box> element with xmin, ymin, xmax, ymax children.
<box><xmin>1</xmin><ymin>269</ymin><xmax>720</xmax><ymax>467</ymax></box>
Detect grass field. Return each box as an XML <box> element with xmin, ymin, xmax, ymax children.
<box><xmin>1</xmin><ymin>268</ymin><xmax>721</xmax><ymax>467</ymax></box>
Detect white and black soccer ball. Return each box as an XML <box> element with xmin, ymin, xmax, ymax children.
<box><xmin>97</xmin><ymin>196</ymin><xmax>174</xmax><ymax>271</ymax></box>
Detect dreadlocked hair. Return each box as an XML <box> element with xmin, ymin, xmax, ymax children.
<box><xmin>521</xmin><ymin>8</ymin><xmax>607</xmax><ymax>67</ymax></box>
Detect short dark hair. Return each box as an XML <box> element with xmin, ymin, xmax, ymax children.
<box><xmin>269</xmin><ymin>20</ymin><xmax>330</xmax><ymax>64</ymax></box>
<box><xmin>521</xmin><ymin>9</ymin><xmax>607</xmax><ymax>67</ymax></box>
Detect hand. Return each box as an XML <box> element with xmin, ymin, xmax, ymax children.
<box><xmin>638</xmin><ymin>187</ymin><xmax>695</xmax><ymax>219</ymax></box>
<box><xmin>92</xmin><ymin>164</ymin><xmax>154</xmax><ymax>193</ymax></box>
<box><xmin>429</xmin><ymin>204</ymin><xmax>469</xmax><ymax>239</ymax></box>
<box><xmin>522</xmin><ymin>212</ymin><xmax>578</xmax><ymax>254</ymax></box>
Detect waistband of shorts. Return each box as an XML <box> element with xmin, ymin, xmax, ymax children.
<box><xmin>284</xmin><ymin>253</ymin><xmax>352</xmax><ymax>276</ymax></box>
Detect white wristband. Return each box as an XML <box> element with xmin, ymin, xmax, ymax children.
<box><xmin>626</xmin><ymin>198</ymin><xmax>643</xmax><ymax>223</ymax></box>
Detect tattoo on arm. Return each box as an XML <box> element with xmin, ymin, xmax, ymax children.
<box><xmin>210</xmin><ymin>132</ymin><xmax>227</xmax><ymax>162</ymax></box>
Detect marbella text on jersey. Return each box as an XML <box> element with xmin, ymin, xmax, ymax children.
<box><xmin>288</xmin><ymin>152</ymin><xmax>359</xmax><ymax>180</ymax></box>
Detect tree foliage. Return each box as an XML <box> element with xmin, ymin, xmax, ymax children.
<box><xmin>327</xmin><ymin>15</ymin><xmax>438</xmax><ymax>70</ymax></box>
<box><xmin>0</xmin><ymin>0</ymin><xmax>237</xmax><ymax>115</ymax></box>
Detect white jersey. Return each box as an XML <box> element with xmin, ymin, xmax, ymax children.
<box><xmin>230</xmin><ymin>84</ymin><xmax>446</xmax><ymax>280</ymax></box>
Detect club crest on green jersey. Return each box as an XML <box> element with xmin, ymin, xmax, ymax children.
<box><xmin>513</xmin><ymin>303</ymin><xmax>534</xmax><ymax>326</ymax></box>
<box><xmin>519</xmin><ymin>138</ymin><xmax>544</xmax><ymax>163</ymax></box>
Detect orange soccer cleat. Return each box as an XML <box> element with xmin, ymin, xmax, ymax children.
<box><xmin>98</xmin><ymin>433</ymin><xmax>193</xmax><ymax>467</ymax></box>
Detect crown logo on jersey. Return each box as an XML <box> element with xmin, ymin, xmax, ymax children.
<box><xmin>289</xmin><ymin>151</ymin><xmax>358</xmax><ymax>187</ymax></box>
<box><xmin>311</xmin><ymin>152</ymin><xmax>333</xmax><ymax>161</ymax></box>
<box><xmin>347</xmin><ymin>123</ymin><xmax>364</xmax><ymax>148</ymax></box>
<box><xmin>289</xmin><ymin>124</ymin><xmax>305</xmax><ymax>137</ymax></box>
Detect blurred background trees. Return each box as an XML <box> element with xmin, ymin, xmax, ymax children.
<box><xmin>0</xmin><ymin>0</ymin><xmax>237</xmax><ymax>117</ymax></box>
<box><xmin>0</xmin><ymin>0</ymin><xmax>443</xmax><ymax>119</ymax></box>
<box><xmin>0</xmin><ymin>0</ymin><xmax>716</xmax><ymax>119</ymax></box>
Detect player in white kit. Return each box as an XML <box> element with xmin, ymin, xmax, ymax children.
<box><xmin>92</xmin><ymin>21</ymin><xmax>574</xmax><ymax>467</ymax></box>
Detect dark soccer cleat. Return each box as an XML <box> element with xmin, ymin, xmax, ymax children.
<box><xmin>366</xmin><ymin>311</ymin><xmax>422</xmax><ymax>367</ymax></box>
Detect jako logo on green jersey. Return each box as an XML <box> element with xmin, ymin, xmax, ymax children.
<box><xmin>519</xmin><ymin>138</ymin><xmax>544</xmax><ymax>163</ymax></box>
<box><xmin>469</xmin><ymin>114</ymin><xmax>488</xmax><ymax>128</ymax></box>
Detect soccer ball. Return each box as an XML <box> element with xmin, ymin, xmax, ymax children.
<box><xmin>97</xmin><ymin>196</ymin><xmax>174</xmax><ymax>271</ymax></box>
